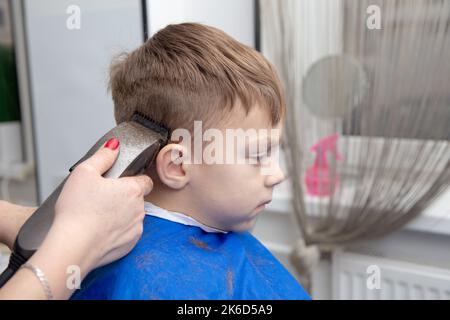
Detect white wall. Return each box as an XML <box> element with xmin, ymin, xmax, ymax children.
<box><xmin>147</xmin><ymin>0</ymin><xmax>255</xmax><ymax>48</ymax></box>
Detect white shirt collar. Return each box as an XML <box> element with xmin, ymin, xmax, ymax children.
<box><xmin>144</xmin><ymin>201</ymin><xmax>228</xmax><ymax>234</ymax></box>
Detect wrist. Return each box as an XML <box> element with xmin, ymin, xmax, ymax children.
<box><xmin>26</xmin><ymin>220</ymin><xmax>101</xmax><ymax>299</ymax></box>
<box><xmin>47</xmin><ymin>218</ymin><xmax>100</xmax><ymax>274</ymax></box>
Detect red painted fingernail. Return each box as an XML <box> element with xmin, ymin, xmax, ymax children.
<box><xmin>105</xmin><ymin>138</ymin><xmax>120</xmax><ymax>150</ymax></box>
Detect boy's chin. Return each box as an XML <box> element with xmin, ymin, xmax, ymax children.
<box><xmin>228</xmin><ymin>218</ymin><xmax>257</xmax><ymax>232</ymax></box>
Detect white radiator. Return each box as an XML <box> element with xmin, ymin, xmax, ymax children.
<box><xmin>332</xmin><ymin>250</ymin><xmax>450</xmax><ymax>300</ymax></box>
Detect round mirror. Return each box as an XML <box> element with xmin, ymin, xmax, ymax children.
<box><xmin>302</xmin><ymin>55</ymin><xmax>369</xmax><ymax>119</ymax></box>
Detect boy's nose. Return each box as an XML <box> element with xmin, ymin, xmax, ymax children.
<box><xmin>264</xmin><ymin>164</ymin><xmax>286</xmax><ymax>187</ymax></box>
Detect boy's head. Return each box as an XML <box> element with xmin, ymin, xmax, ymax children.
<box><xmin>110</xmin><ymin>23</ymin><xmax>286</xmax><ymax>232</ymax></box>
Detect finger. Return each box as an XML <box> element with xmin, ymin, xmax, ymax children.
<box><xmin>81</xmin><ymin>138</ymin><xmax>120</xmax><ymax>175</ymax></box>
<box><xmin>122</xmin><ymin>175</ymin><xmax>154</xmax><ymax>196</ymax></box>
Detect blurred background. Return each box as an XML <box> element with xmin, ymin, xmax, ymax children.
<box><xmin>0</xmin><ymin>0</ymin><xmax>449</xmax><ymax>299</ymax></box>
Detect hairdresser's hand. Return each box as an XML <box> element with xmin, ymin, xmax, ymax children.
<box><xmin>52</xmin><ymin>138</ymin><xmax>153</xmax><ymax>270</ymax></box>
<box><xmin>0</xmin><ymin>138</ymin><xmax>153</xmax><ymax>300</ymax></box>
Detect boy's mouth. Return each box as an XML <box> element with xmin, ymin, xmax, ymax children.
<box><xmin>254</xmin><ymin>199</ymin><xmax>272</xmax><ymax>212</ymax></box>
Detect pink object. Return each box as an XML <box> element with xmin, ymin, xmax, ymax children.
<box><xmin>304</xmin><ymin>134</ymin><xmax>343</xmax><ymax>197</ymax></box>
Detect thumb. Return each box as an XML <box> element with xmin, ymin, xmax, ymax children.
<box><xmin>81</xmin><ymin>138</ymin><xmax>120</xmax><ymax>175</ymax></box>
<box><xmin>121</xmin><ymin>175</ymin><xmax>154</xmax><ymax>197</ymax></box>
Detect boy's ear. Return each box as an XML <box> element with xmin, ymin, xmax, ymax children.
<box><xmin>155</xmin><ymin>143</ymin><xmax>190</xmax><ymax>189</ymax></box>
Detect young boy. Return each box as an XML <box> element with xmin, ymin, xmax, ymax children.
<box><xmin>71</xmin><ymin>23</ymin><xmax>310</xmax><ymax>300</ymax></box>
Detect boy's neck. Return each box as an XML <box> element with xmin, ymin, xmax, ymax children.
<box><xmin>144</xmin><ymin>191</ymin><xmax>184</xmax><ymax>215</ymax></box>
<box><xmin>144</xmin><ymin>188</ymin><xmax>216</xmax><ymax>230</ymax></box>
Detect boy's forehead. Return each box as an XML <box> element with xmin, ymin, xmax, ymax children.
<box><xmin>218</xmin><ymin>103</ymin><xmax>281</xmax><ymax>131</ymax></box>
<box><xmin>214</xmin><ymin>104</ymin><xmax>284</xmax><ymax>147</ymax></box>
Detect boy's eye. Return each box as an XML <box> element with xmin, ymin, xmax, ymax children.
<box><xmin>256</xmin><ymin>154</ymin><xmax>265</xmax><ymax>161</ymax></box>
<box><xmin>253</xmin><ymin>153</ymin><xmax>269</xmax><ymax>165</ymax></box>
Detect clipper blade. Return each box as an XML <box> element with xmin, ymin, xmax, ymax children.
<box><xmin>131</xmin><ymin>112</ymin><xmax>170</xmax><ymax>142</ymax></box>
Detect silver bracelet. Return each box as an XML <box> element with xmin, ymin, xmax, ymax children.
<box><xmin>20</xmin><ymin>262</ymin><xmax>54</xmax><ymax>300</ymax></box>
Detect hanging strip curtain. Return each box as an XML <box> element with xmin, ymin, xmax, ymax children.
<box><xmin>261</xmin><ymin>0</ymin><xmax>450</xmax><ymax>255</ymax></box>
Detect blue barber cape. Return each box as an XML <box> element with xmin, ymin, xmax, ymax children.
<box><xmin>71</xmin><ymin>215</ymin><xmax>311</xmax><ymax>300</ymax></box>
